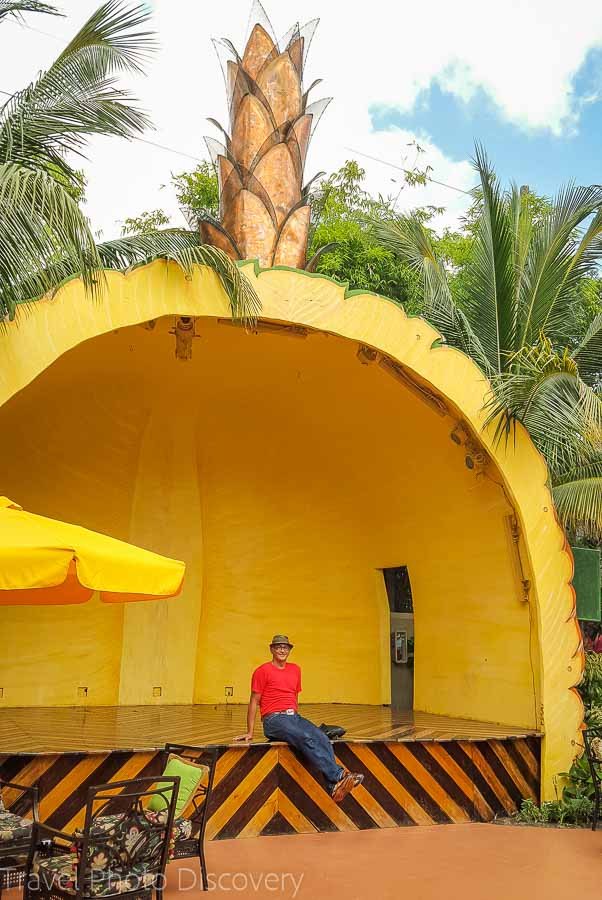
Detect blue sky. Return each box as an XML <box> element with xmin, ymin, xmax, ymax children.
<box><xmin>370</xmin><ymin>48</ymin><xmax>602</xmax><ymax>201</ymax></box>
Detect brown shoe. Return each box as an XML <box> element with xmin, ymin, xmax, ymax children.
<box><xmin>331</xmin><ymin>771</ymin><xmax>363</xmax><ymax>803</ymax></box>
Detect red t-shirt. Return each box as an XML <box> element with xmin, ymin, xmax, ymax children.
<box><xmin>251</xmin><ymin>662</ymin><xmax>302</xmax><ymax>717</ymax></box>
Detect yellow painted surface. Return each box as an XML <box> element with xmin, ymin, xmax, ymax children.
<box><xmin>0</xmin><ymin>262</ymin><xmax>583</xmax><ymax>797</ymax></box>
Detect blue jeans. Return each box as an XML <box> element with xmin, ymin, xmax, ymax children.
<box><xmin>263</xmin><ymin>713</ymin><xmax>344</xmax><ymax>790</ymax></box>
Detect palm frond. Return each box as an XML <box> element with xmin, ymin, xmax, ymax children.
<box><xmin>485</xmin><ymin>339</ymin><xmax>602</xmax><ymax>472</ymax></box>
<box><xmin>0</xmin><ymin>161</ymin><xmax>100</xmax><ymax>318</ymax></box>
<box><xmin>371</xmin><ymin>215</ymin><xmax>491</xmax><ymax>372</ymax></box>
<box><xmin>573</xmin><ymin>312</ymin><xmax>602</xmax><ymax>385</ymax></box>
<box><xmin>0</xmin><ymin>1</ymin><xmax>154</xmax><ymax>186</ymax></box>
<box><xmin>463</xmin><ymin>144</ymin><xmax>516</xmax><ymax>370</ymax></box>
<box><xmin>95</xmin><ymin>229</ymin><xmax>202</xmax><ymax>268</ymax></box>
<box><xmin>12</xmin><ymin>229</ymin><xmax>262</xmax><ymax>325</ymax></box>
<box><xmin>553</xmin><ymin>457</ymin><xmax>602</xmax><ymax>541</ymax></box>
<box><xmin>54</xmin><ymin>0</ymin><xmax>156</xmax><ymax>74</ymax></box>
<box><xmin>518</xmin><ymin>184</ymin><xmax>602</xmax><ymax>344</ymax></box>
<box><xmin>97</xmin><ymin>232</ymin><xmax>261</xmax><ymax>325</ymax></box>
<box><xmin>508</xmin><ymin>184</ymin><xmax>535</xmax><ymax>346</ymax></box>
<box><xmin>0</xmin><ymin>1</ymin><xmax>59</xmax><ymax>24</ymax></box>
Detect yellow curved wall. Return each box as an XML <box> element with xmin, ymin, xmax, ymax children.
<box><xmin>0</xmin><ymin>262</ymin><xmax>583</xmax><ymax>797</ymax></box>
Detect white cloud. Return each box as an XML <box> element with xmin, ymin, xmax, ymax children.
<box><xmin>0</xmin><ymin>0</ymin><xmax>600</xmax><ymax>238</ymax></box>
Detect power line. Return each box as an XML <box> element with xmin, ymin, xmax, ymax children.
<box><xmin>0</xmin><ymin>85</ymin><xmax>206</xmax><ymax>162</ymax></box>
<box><xmin>135</xmin><ymin>137</ymin><xmax>203</xmax><ymax>164</ymax></box>
<box><xmin>344</xmin><ymin>146</ymin><xmax>474</xmax><ymax>196</ymax></box>
<box><xmin>5</xmin><ymin>18</ymin><xmax>65</xmax><ymax>42</ymax></box>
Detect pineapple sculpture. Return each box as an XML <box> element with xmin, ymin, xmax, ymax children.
<box><xmin>201</xmin><ymin>8</ymin><xmax>330</xmax><ymax>269</ymax></box>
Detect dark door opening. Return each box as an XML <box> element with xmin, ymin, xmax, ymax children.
<box><xmin>383</xmin><ymin>566</ymin><xmax>414</xmax><ymax>710</ymax></box>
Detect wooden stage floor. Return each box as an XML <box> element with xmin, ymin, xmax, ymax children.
<box><xmin>0</xmin><ymin>703</ymin><xmax>539</xmax><ymax>753</ymax></box>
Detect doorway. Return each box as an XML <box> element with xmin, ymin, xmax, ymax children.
<box><xmin>383</xmin><ymin>566</ymin><xmax>414</xmax><ymax>710</ymax></box>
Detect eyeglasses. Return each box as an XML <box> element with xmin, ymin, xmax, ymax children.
<box><xmin>272</xmin><ymin>645</ymin><xmax>291</xmax><ymax>651</ymax></box>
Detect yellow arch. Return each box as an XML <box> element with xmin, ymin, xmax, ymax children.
<box><xmin>0</xmin><ymin>260</ymin><xmax>583</xmax><ymax>798</ymax></box>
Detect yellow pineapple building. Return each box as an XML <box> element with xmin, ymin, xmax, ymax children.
<box><xmin>0</xmin><ymin>18</ymin><xmax>584</xmax><ymax>802</ymax></box>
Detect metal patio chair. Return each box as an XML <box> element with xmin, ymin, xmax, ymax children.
<box><xmin>583</xmin><ymin>726</ymin><xmax>602</xmax><ymax>831</ymax></box>
<box><xmin>0</xmin><ymin>778</ymin><xmax>39</xmax><ymax>900</ymax></box>
<box><xmin>162</xmin><ymin>744</ymin><xmax>219</xmax><ymax>892</ymax></box>
<box><xmin>25</xmin><ymin>776</ymin><xmax>179</xmax><ymax>900</ymax></box>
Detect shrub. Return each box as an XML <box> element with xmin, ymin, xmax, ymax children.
<box><xmin>581</xmin><ymin>652</ymin><xmax>602</xmax><ymax>708</ymax></box>
<box><xmin>516</xmin><ymin>797</ymin><xmax>593</xmax><ymax>826</ymax></box>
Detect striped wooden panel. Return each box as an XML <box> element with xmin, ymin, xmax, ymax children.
<box><xmin>0</xmin><ymin>737</ymin><xmax>540</xmax><ymax>839</ymax></box>
<box><xmin>0</xmin><ymin>704</ymin><xmax>539</xmax><ymax>753</ymax></box>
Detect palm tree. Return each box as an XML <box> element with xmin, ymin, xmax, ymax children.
<box><xmin>0</xmin><ymin>1</ymin><xmax>259</xmax><ymax>323</ymax></box>
<box><xmin>372</xmin><ymin>147</ymin><xmax>602</xmax><ymax>540</ymax></box>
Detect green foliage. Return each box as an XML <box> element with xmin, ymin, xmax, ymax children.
<box><xmin>0</xmin><ymin>1</ymin><xmax>59</xmax><ymax>25</ymax></box>
<box><xmin>586</xmin><ymin>705</ymin><xmax>602</xmax><ymax>727</ymax></box>
<box><xmin>121</xmin><ymin>162</ymin><xmax>220</xmax><ymax>235</ymax></box>
<box><xmin>516</xmin><ymin>796</ymin><xmax>593</xmax><ymax>826</ymax></box>
<box><xmin>517</xmin><ymin>743</ymin><xmax>596</xmax><ymax>827</ymax></box>
<box><xmin>308</xmin><ymin>161</ymin><xmax>423</xmax><ymax>312</ymax></box>
<box><xmin>171</xmin><ymin>162</ymin><xmax>219</xmax><ymax>224</ymax></box>
<box><xmin>0</xmin><ymin>0</ymin><xmax>156</xmax><ymax>317</ymax></box>
<box><xmin>51</xmin><ymin>167</ymin><xmax>87</xmax><ymax>205</ymax></box>
<box><xmin>121</xmin><ymin>208</ymin><xmax>170</xmax><ymax>236</ymax></box>
<box><xmin>581</xmin><ymin>651</ymin><xmax>602</xmax><ymax>708</ymax></box>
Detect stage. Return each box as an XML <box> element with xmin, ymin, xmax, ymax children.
<box><xmin>0</xmin><ymin>704</ymin><xmax>541</xmax><ymax>839</ymax></box>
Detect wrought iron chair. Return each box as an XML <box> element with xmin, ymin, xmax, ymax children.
<box><xmin>162</xmin><ymin>744</ymin><xmax>219</xmax><ymax>892</ymax></box>
<box><xmin>584</xmin><ymin>726</ymin><xmax>602</xmax><ymax>831</ymax></box>
<box><xmin>25</xmin><ymin>776</ymin><xmax>179</xmax><ymax>900</ymax></box>
<box><xmin>0</xmin><ymin>777</ymin><xmax>39</xmax><ymax>900</ymax></box>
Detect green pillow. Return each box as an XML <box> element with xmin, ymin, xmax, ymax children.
<box><xmin>148</xmin><ymin>754</ymin><xmax>208</xmax><ymax>817</ymax></box>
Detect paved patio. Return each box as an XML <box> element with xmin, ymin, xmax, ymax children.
<box><xmin>5</xmin><ymin>823</ymin><xmax>599</xmax><ymax>899</ymax></box>
<box><xmin>165</xmin><ymin>823</ymin><xmax>600</xmax><ymax>898</ymax></box>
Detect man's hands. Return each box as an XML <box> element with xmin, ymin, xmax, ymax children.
<box><xmin>234</xmin><ymin>732</ymin><xmax>254</xmax><ymax>742</ymax></box>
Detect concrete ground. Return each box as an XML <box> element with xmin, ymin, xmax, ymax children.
<box><xmin>7</xmin><ymin>824</ymin><xmax>599</xmax><ymax>899</ymax></box>
<box><xmin>167</xmin><ymin>824</ymin><xmax>600</xmax><ymax>898</ymax></box>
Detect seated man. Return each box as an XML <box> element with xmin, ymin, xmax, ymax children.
<box><xmin>235</xmin><ymin>634</ymin><xmax>364</xmax><ymax>802</ymax></box>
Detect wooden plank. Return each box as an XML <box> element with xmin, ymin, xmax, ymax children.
<box><xmin>387</xmin><ymin>743</ymin><xmax>471</xmax><ymax>823</ymax></box>
<box><xmin>206</xmin><ymin>748</ymin><xmax>277</xmax><ymax>839</ymax></box>
<box><xmin>348</xmin><ymin>744</ymin><xmax>433</xmax><ymax>826</ymax></box>
<box><xmin>61</xmin><ymin>752</ymin><xmax>157</xmax><ymax>835</ymax></box>
<box><xmin>465</xmin><ymin>743</ymin><xmax>515</xmax><ymax>815</ymax></box>
<box><xmin>512</xmin><ymin>738</ymin><xmax>540</xmax><ymax>780</ymax></box>
<box><xmin>276</xmin><ymin>788</ymin><xmax>318</xmax><ymax>834</ymax></box>
<box><xmin>237</xmin><ymin>789</ymin><xmax>278</xmax><ymax>839</ymax></box>
<box><xmin>422</xmin><ymin>742</ymin><xmax>493</xmax><ymax>821</ymax></box>
<box><xmin>0</xmin><ymin>704</ymin><xmax>541</xmax><ymax>753</ymax></box>
<box><xmin>39</xmin><ymin>755</ymin><xmax>109</xmax><ymax>821</ymax></box>
<box><xmin>278</xmin><ymin>747</ymin><xmax>358</xmax><ymax>831</ymax></box>
<box><xmin>490</xmin><ymin>740</ymin><xmax>537</xmax><ymax>800</ymax></box>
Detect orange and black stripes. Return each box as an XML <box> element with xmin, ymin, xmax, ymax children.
<box><xmin>1</xmin><ymin>736</ymin><xmax>540</xmax><ymax>840</ymax></box>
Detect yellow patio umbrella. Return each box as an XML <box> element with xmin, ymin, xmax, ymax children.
<box><xmin>0</xmin><ymin>497</ymin><xmax>185</xmax><ymax>605</ymax></box>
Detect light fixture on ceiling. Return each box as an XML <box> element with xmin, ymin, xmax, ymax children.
<box><xmin>217</xmin><ymin>318</ymin><xmax>308</xmax><ymax>338</ymax></box>
<box><xmin>357</xmin><ymin>345</ymin><xmax>379</xmax><ymax>365</ymax></box>
<box><xmin>171</xmin><ymin>316</ymin><xmax>197</xmax><ymax>361</ymax></box>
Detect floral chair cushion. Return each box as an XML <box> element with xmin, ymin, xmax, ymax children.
<box><xmin>0</xmin><ymin>809</ymin><xmax>33</xmax><ymax>842</ymax></box>
<box><xmin>34</xmin><ymin>854</ymin><xmax>156</xmax><ymax>897</ymax></box>
<box><xmin>33</xmin><ymin>808</ymin><xmax>192</xmax><ymax>897</ymax></box>
<box><xmin>82</xmin><ymin>810</ymin><xmax>192</xmax><ymax>845</ymax></box>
